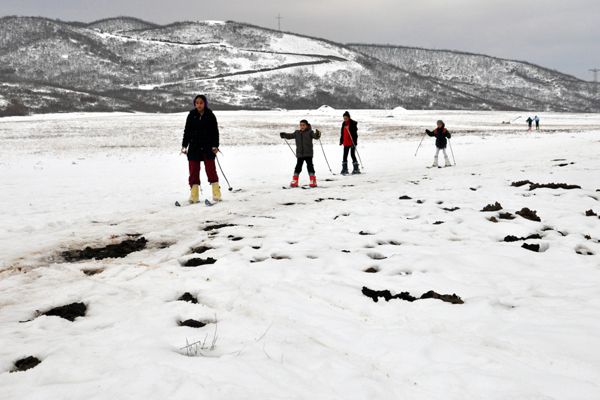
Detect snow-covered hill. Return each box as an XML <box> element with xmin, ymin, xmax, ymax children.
<box><xmin>0</xmin><ymin>16</ymin><xmax>599</xmax><ymax>115</ymax></box>
<box><xmin>349</xmin><ymin>44</ymin><xmax>600</xmax><ymax>113</ymax></box>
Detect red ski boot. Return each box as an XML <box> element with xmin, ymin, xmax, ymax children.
<box><xmin>309</xmin><ymin>175</ymin><xmax>317</xmax><ymax>188</ymax></box>
<box><xmin>290</xmin><ymin>175</ymin><xmax>299</xmax><ymax>188</ymax></box>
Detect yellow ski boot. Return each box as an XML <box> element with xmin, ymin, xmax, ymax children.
<box><xmin>211</xmin><ymin>182</ymin><xmax>222</xmax><ymax>202</ymax></box>
<box><xmin>189</xmin><ymin>184</ymin><xmax>200</xmax><ymax>204</ymax></box>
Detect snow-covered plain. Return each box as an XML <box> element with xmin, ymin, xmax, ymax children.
<box><xmin>1</xmin><ymin>110</ymin><xmax>600</xmax><ymax>399</ymax></box>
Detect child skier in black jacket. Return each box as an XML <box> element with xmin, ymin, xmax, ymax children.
<box><xmin>280</xmin><ymin>119</ymin><xmax>321</xmax><ymax>187</ymax></box>
<box><xmin>426</xmin><ymin>120</ymin><xmax>452</xmax><ymax>168</ymax></box>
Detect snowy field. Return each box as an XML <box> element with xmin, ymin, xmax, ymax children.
<box><xmin>1</xmin><ymin>109</ymin><xmax>600</xmax><ymax>399</ymax></box>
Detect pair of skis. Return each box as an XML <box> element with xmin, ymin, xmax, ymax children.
<box><xmin>282</xmin><ymin>185</ymin><xmax>318</xmax><ymax>190</ymax></box>
<box><xmin>175</xmin><ymin>199</ymin><xmax>215</xmax><ymax>208</ymax></box>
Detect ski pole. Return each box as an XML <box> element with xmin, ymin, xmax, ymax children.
<box><xmin>318</xmin><ymin>138</ymin><xmax>334</xmax><ymax>175</ymax></box>
<box><xmin>215</xmin><ymin>155</ymin><xmax>233</xmax><ymax>191</ymax></box>
<box><xmin>448</xmin><ymin>139</ymin><xmax>456</xmax><ymax>166</ymax></box>
<box><xmin>283</xmin><ymin>139</ymin><xmax>296</xmax><ymax>157</ymax></box>
<box><xmin>414</xmin><ymin>132</ymin><xmax>427</xmax><ymax>156</ymax></box>
<box><xmin>347</xmin><ymin>134</ymin><xmax>364</xmax><ymax>170</ymax></box>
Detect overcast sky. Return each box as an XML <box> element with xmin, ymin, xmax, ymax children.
<box><xmin>2</xmin><ymin>0</ymin><xmax>599</xmax><ymax>80</ymax></box>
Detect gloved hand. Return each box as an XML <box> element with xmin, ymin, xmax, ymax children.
<box><xmin>280</xmin><ymin>132</ymin><xmax>286</xmax><ymax>138</ymax></box>
<box><xmin>314</xmin><ymin>129</ymin><xmax>321</xmax><ymax>139</ymax></box>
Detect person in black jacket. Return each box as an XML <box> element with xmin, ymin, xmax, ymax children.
<box><xmin>280</xmin><ymin>119</ymin><xmax>321</xmax><ymax>187</ymax></box>
<box><xmin>425</xmin><ymin>120</ymin><xmax>452</xmax><ymax>168</ymax></box>
<box><xmin>339</xmin><ymin>111</ymin><xmax>360</xmax><ymax>175</ymax></box>
<box><xmin>526</xmin><ymin>116</ymin><xmax>533</xmax><ymax>131</ymax></box>
<box><xmin>181</xmin><ymin>95</ymin><xmax>221</xmax><ymax>203</ymax></box>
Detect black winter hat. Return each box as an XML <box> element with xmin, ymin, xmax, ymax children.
<box><xmin>343</xmin><ymin>111</ymin><xmax>350</xmax><ymax>118</ymax></box>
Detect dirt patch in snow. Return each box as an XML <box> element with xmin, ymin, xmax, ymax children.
<box><xmin>42</xmin><ymin>302</ymin><xmax>87</xmax><ymax>321</ymax></box>
<box><xmin>62</xmin><ymin>237</ymin><xmax>147</xmax><ymax>262</ymax></box>
<box><xmin>399</xmin><ymin>195</ymin><xmax>412</xmax><ymax>200</ymax></box>
<box><xmin>503</xmin><ymin>234</ymin><xmax>542</xmax><ymax>242</ymax></box>
<box><xmin>190</xmin><ymin>245</ymin><xmax>212</xmax><ymax>254</ymax></box>
<box><xmin>364</xmin><ymin>267</ymin><xmax>379</xmax><ymax>273</ymax></box>
<box><xmin>179</xmin><ymin>319</ymin><xmax>207</xmax><ymax>328</ymax></box>
<box><xmin>362</xmin><ymin>287</ymin><xmax>464</xmax><ymax>304</ymax></box>
<box><xmin>177</xmin><ymin>292</ymin><xmax>198</xmax><ymax>304</ymax></box>
<box><xmin>362</xmin><ymin>287</ymin><xmax>417</xmax><ymax>302</ymax></box>
<box><xmin>11</xmin><ymin>356</ymin><xmax>41</xmax><ymax>373</ymax></box>
<box><xmin>516</xmin><ymin>208</ymin><xmax>541</xmax><ymax>222</ymax></box>
<box><xmin>203</xmin><ymin>223</ymin><xmax>236</xmax><ymax>232</ymax></box>
<box><xmin>420</xmin><ymin>290</ymin><xmax>464</xmax><ymax>304</ymax></box>
<box><xmin>182</xmin><ymin>257</ymin><xmax>217</xmax><ymax>267</ymax></box>
<box><xmin>499</xmin><ymin>212</ymin><xmax>516</xmax><ymax>220</ymax></box>
<box><xmin>511</xmin><ymin>180</ymin><xmax>581</xmax><ymax>191</ymax></box>
<box><xmin>521</xmin><ymin>243</ymin><xmax>541</xmax><ymax>252</ymax></box>
<box><xmin>481</xmin><ymin>202</ymin><xmax>502</xmax><ymax>212</ymax></box>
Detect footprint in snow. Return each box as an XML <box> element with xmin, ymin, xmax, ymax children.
<box><xmin>82</xmin><ymin>268</ymin><xmax>104</xmax><ymax>276</ymax></box>
<box><xmin>190</xmin><ymin>245</ymin><xmax>212</xmax><ymax>254</ymax></box>
<box><xmin>250</xmin><ymin>256</ymin><xmax>268</xmax><ymax>263</ymax></box>
<box><xmin>575</xmin><ymin>246</ymin><xmax>595</xmax><ymax>256</ymax></box>
<box><xmin>367</xmin><ymin>252</ymin><xmax>387</xmax><ymax>260</ymax></box>
<box><xmin>377</xmin><ymin>240</ymin><xmax>401</xmax><ymax>246</ymax></box>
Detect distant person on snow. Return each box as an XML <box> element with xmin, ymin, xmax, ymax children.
<box><xmin>526</xmin><ymin>116</ymin><xmax>533</xmax><ymax>131</ymax></box>
<box><xmin>425</xmin><ymin>120</ymin><xmax>452</xmax><ymax>168</ymax></box>
<box><xmin>181</xmin><ymin>95</ymin><xmax>221</xmax><ymax>204</ymax></box>
<box><xmin>280</xmin><ymin>120</ymin><xmax>321</xmax><ymax>187</ymax></box>
<box><xmin>534</xmin><ymin>115</ymin><xmax>540</xmax><ymax>130</ymax></box>
<box><xmin>339</xmin><ymin>111</ymin><xmax>360</xmax><ymax>175</ymax></box>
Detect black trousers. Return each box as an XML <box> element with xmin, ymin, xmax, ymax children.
<box><xmin>343</xmin><ymin>146</ymin><xmax>357</xmax><ymax>163</ymax></box>
<box><xmin>294</xmin><ymin>157</ymin><xmax>315</xmax><ymax>175</ymax></box>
